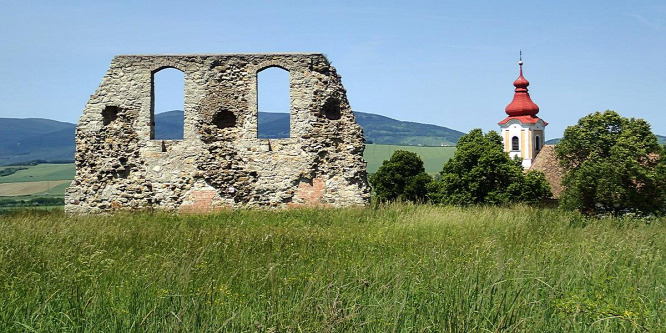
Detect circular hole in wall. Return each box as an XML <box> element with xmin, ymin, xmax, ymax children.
<box><xmin>213</xmin><ymin>109</ymin><xmax>236</xmax><ymax>129</ymax></box>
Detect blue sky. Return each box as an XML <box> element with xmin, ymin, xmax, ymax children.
<box><xmin>1</xmin><ymin>0</ymin><xmax>665</xmax><ymax>139</ymax></box>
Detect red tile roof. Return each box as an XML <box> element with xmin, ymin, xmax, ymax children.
<box><xmin>498</xmin><ymin>115</ymin><xmax>548</xmax><ymax>125</ymax></box>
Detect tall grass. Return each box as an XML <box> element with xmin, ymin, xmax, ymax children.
<box><xmin>0</xmin><ymin>205</ymin><xmax>664</xmax><ymax>331</ymax></box>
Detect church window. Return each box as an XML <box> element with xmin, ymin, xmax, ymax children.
<box><xmin>535</xmin><ymin>136</ymin><xmax>541</xmax><ymax>151</ymax></box>
<box><xmin>511</xmin><ymin>136</ymin><xmax>519</xmax><ymax>151</ymax></box>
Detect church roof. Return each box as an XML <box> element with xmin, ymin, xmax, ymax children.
<box><xmin>528</xmin><ymin>145</ymin><xmax>564</xmax><ymax>199</ymax></box>
<box><xmin>498</xmin><ymin>115</ymin><xmax>548</xmax><ymax>125</ymax></box>
<box><xmin>505</xmin><ymin>59</ymin><xmax>540</xmax><ymax>117</ymax></box>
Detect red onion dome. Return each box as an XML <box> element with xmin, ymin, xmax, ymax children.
<box><xmin>505</xmin><ymin>60</ymin><xmax>539</xmax><ymax>116</ymax></box>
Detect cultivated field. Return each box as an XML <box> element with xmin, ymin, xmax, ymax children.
<box><xmin>0</xmin><ymin>180</ymin><xmax>70</xmax><ymax>197</ymax></box>
<box><xmin>0</xmin><ymin>164</ymin><xmax>74</xmax><ymax>197</ymax></box>
<box><xmin>1</xmin><ymin>205</ymin><xmax>663</xmax><ymax>331</ymax></box>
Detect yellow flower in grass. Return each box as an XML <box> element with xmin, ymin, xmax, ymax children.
<box><xmin>218</xmin><ymin>284</ymin><xmax>231</xmax><ymax>295</ymax></box>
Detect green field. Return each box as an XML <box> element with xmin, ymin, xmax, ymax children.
<box><xmin>0</xmin><ymin>205</ymin><xmax>664</xmax><ymax>331</ymax></box>
<box><xmin>364</xmin><ymin>144</ymin><xmax>455</xmax><ymax>174</ymax></box>
<box><xmin>0</xmin><ymin>163</ymin><xmax>74</xmax><ymax>183</ymax></box>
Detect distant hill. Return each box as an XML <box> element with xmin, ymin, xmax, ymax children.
<box><xmin>354</xmin><ymin>112</ymin><xmax>463</xmax><ymax>146</ymax></box>
<box><xmin>257</xmin><ymin>112</ymin><xmax>291</xmax><ymax>139</ymax></box>
<box><xmin>0</xmin><ymin>118</ymin><xmax>76</xmax><ymax>166</ymax></box>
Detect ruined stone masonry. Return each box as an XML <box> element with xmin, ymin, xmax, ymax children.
<box><xmin>65</xmin><ymin>54</ymin><xmax>370</xmax><ymax>214</ymax></box>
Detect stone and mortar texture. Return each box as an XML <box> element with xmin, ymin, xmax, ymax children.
<box><xmin>65</xmin><ymin>54</ymin><xmax>370</xmax><ymax>214</ymax></box>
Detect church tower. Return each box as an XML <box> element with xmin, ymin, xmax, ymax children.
<box><xmin>498</xmin><ymin>57</ymin><xmax>547</xmax><ymax>168</ymax></box>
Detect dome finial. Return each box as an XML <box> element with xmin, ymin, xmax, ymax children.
<box><xmin>505</xmin><ymin>53</ymin><xmax>539</xmax><ymax>117</ymax></box>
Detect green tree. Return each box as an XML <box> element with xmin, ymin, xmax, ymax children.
<box><xmin>369</xmin><ymin>150</ymin><xmax>432</xmax><ymax>202</ymax></box>
<box><xmin>428</xmin><ymin>129</ymin><xmax>551</xmax><ymax>205</ymax></box>
<box><xmin>556</xmin><ymin>110</ymin><xmax>665</xmax><ymax>215</ymax></box>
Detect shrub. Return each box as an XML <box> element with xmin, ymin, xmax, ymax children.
<box><xmin>369</xmin><ymin>150</ymin><xmax>432</xmax><ymax>202</ymax></box>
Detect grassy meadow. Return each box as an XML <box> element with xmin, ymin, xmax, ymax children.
<box><xmin>1</xmin><ymin>205</ymin><xmax>664</xmax><ymax>331</ymax></box>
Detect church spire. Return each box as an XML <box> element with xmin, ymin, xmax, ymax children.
<box><xmin>505</xmin><ymin>55</ymin><xmax>539</xmax><ymax>117</ymax></box>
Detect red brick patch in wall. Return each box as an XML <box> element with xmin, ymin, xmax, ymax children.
<box><xmin>179</xmin><ymin>189</ymin><xmax>223</xmax><ymax>213</ymax></box>
<box><xmin>292</xmin><ymin>177</ymin><xmax>325</xmax><ymax>206</ymax></box>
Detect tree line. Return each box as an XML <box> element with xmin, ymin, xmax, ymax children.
<box><xmin>370</xmin><ymin>110</ymin><xmax>666</xmax><ymax>216</ymax></box>
<box><xmin>0</xmin><ymin>197</ymin><xmax>64</xmax><ymax>208</ymax></box>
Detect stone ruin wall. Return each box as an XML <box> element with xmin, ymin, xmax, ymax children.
<box><xmin>64</xmin><ymin>54</ymin><xmax>370</xmax><ymax>214</ymax></box>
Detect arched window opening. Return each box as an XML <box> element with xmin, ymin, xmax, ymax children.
<box><xmin>102</xmin><ymin>106</ymin><xmax>118</xmax><ymax>126</ymax></box>
<box><xmin>535</xmin><ymin>136</ymin><xmax>541</xmax><ymax>151</ymax></box>
<box><xmin>152</xmin><ymin>68</ymin><xmax>184</xmax><ymax>140</ymax></box>
<box><xmin>213</xmin><ymin>109</ymin><xmax>236</xmax><ymax>129</ymax></box>
<box><xmin>257</xmin><ymin>67</ymin><xmax>290</xmax><ymax>139</ymax></box>
<box><xmin>511</xmin><ymin>136</ymin><xmax>520</xmax><ymax>151</ymax></box>
<box><xmin>322</xmin><ymin>98</ymin><xmax>341</xmax><ymax>120</ymax></box>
